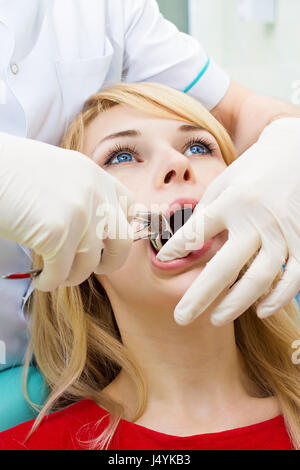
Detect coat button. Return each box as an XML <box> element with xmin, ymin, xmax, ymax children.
<box><xmin>10</xmin><ymin>62</ymin><xmax>19</xmax><ymax>75</ymax></box>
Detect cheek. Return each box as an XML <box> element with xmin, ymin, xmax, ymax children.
<box><xmin>94</xmin><ymin>243</ymin><xmax>188</xmax><ymax>311</ymax></box>
<box><xmin>194</xmin><ymin>159</ymin><xmax>227</xmax><ymax>186</ymax></box>
<box><xmin>95</xmin><ymin>242</ymin><xmax>150</xmax><ymax>299</ymax></box>
<box><xmin>105</xmin><ymin>168</ymin><xmax>152</xmax><ymax>204</ymax></box>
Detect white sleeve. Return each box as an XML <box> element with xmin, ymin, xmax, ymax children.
<box><xmin>122</xmin><ymin>0</ymin><xmax>230</xmax><ymax>110</ymax></box>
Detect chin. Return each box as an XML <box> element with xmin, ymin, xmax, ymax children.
<box><xmin>144</xmin><ymin>264</ymin><xmax>205</xmax><ymax>308</ymax></box>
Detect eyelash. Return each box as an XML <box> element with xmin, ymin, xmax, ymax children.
<box><xmin>184</xmin><ymin>137</ymin><xmax>216</xmax><ymax>154</ymax></box>
<box><xmin>103</xmin><ymin>144</ymin><xmax>139</xmax><ymax>166</ymax></box>
<box><xmin>103</xmin><ymin>137</ymin><xmax>216</xmax><ymax>166</ymax></box>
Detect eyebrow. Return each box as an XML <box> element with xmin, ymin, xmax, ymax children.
<box><xmin>92</xmin><ymin>124</ymin><xmax>205</xmax><ymax>155</ymax></box>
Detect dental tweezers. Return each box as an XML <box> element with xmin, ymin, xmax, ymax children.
<box><xmin>0</xmin><ymin>212</ymin><xmax>174</xmax><ymax>280</ymax></box>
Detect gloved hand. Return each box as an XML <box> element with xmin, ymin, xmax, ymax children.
<box><xmin>0</xmin><ymin>133</ymin><xmax>134</xmax><ymax>291</ymax></box>
<box><xmin>157</xmin><ymin>118</ymin><xmax>300</xmax><ymax>326</ymax></box>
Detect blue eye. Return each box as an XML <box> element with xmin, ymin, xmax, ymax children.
<box><xmin>104</xmin><ymin>144</ymin><xmax>139</xmax><ymax>166</ymax></box>
<box><xmin>103</xmin><ymin>138</ymin><xmax>214</xmax><ymax>168</ymax></box>
<box><xmin>110</xmin><ymin>153</ymin><xmax>137</xmax><ymax>165</ymax></box>
<box><xmin>184</xmin><ymin>144</ymin><xmax>209</xmax><ymax>157</ymax></box>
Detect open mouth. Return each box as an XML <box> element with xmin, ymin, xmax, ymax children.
<box><xmin>147</xmin><ymin>198</ymin><xmax>216</xmax><ymax>271</ymax></box>
<box><xmin>150</xmin><ymin>205</ymin><xmax>194</xmax><ymax>253</ymax></box>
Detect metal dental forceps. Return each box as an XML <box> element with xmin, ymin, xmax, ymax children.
<box><xmin>0</xmin><ymin>212</ymin><xmax>174</xmax><ymax>280</ymax></box>
<box><xmin>132</xmin><ymin>211</ymin><xmax>173</xmax><ymax>251</ymax></box>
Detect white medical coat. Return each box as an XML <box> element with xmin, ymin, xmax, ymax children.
<box><xmin>0</xmin><ymin>0</ymin><xmax>230</xmax><ymax>369</ymax></box>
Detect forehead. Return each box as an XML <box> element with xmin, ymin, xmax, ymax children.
<box><xmin>83</xmin><ymin>104</ymin><xmax>190</xmax><ymax>154</ymax></box>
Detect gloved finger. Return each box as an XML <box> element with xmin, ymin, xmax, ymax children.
<box><xmin>210</xmin><ymin>239</ymin><xmax>287</xmax><ymax>326</ymax></box>
<box><xmin>61</xmin><ymin>228</ymin><xmax>104</xmax><ymax>287</ymax></box>
<box><xmin>156</xmin><ymin>210</ymin><xmax>224</xmax><ymax>261</ymax></box>
<box><xmin>33</xmin><ymin>240</ymin><xmax>77</xmax><ymax>291</ymax></box>
<box><xmin>257</xmin><ymin>256</ymin><xmax>300</xmax><ymax>318</ymax></box>
<box><xmin>94</xmin><ymin>206</ymin><xmax>134</xmax><ymax>274</ymax></box>
<box><xmin>156</xmin><ymin>187</ymin><xmax>238</xmax><ymax>262</ymax></box>
<box><xmin>173</xmin><ymin>229</ymin><xmax>260</xmax><ymax>325</ymax></box>
<box><xmin>32</xmin><ymin>208</ymin><xmax>89</xmax><ymax>291</ymax></box>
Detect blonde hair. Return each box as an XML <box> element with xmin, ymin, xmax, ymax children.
<box><xmin>24</xmin><ymin>82</ymin><xmax>300</xmax><ymax>450</ymax></box>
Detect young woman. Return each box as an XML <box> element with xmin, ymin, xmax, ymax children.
<box><xmin>0</xmin><ymin>82</ymin><xmax>299</xmax><ymax>450</ymax></box>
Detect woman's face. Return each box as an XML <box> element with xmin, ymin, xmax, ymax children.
<box><xmin>83</xmin><ymin>104</ymin><xmax>228</xmax><ymax>313</ymax></box>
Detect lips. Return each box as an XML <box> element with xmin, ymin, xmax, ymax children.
<box><xmin>164</xmin><ymin>197</ymin><xmax>199</xmax><ymax>219</ymax></box>
<box><xmin>149</xmin><ymin>236</ymin><xmax>214</xmax><ymax>272</ymax></box>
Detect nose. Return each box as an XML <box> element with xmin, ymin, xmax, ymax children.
<box><xmin>154</xmin><ymin>150</ymin><xmax>197</xmax><ymax>188</ymax></box>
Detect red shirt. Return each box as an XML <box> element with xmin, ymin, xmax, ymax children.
<box><xmin>0</xmin><ymin>399</ymin><xmax>294</xmax><ymax>450</ymax></box>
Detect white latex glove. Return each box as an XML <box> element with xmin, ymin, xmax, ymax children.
<box><xmin>157</xmin><ymin>118</ymin><xmax>300</xmax><ymax>326</ymax></box>
<box><xmin>0</xmin><ymin>133</ymin><xmax>134</xmax><ymax>291</ymax></box>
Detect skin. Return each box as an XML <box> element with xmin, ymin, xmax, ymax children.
<box><xmin>212</xmin><ymin>80</ymin><xmax>300</xmax><ymax>156</ymax></box>
<box><xmin>83</xmin><ymin>105</ymin><xmax>280</xmax><ymax>436</ymax></box>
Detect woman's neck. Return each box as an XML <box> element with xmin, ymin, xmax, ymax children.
<box><xmin>104</xmin><ymin>299</ymin><xmax>259</xmax><ymax>420</ymax></box>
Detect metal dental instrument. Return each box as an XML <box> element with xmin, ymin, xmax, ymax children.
<box><xmin>0</xmin><ymin>212</ymin><xmax>174</xmax><ymax>280</ymax></box>
<box><xmin>132</xmin><ymin>211</ymin><xmax>173</xmax><ymax>248</ymax></box>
